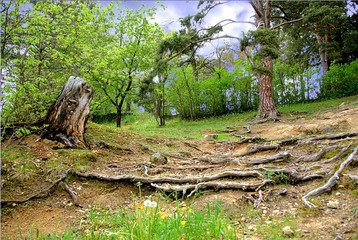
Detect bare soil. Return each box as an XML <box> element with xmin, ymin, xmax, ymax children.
<box><xmin>1</xmin><ymin>101</ymin><xmax>358</xmax><ymax>239</ymax></box>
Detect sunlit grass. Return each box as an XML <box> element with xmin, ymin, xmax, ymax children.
<box><xmin>117</xmin><ymin>95</ymin><xmax>358</xmax><ymax>140</ymax></box>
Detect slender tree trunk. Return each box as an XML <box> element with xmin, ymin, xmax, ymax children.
<box><xmin>116</xmin><ymin>108</ymin><xmax>122</xmax><ymax>128</ymax></box>
<box><xmin>316</xmin><ymin>33</ymin><xmax>330</xmax><ymax>75</ymax></box>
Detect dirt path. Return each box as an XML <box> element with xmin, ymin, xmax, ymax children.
<box><xmin>1</xmin><ymin>102</ymin><xmax>358</xmax><ymax>239</ymax></box>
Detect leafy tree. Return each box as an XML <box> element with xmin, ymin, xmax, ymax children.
<box><xmin>0</xmin><ymin>0</ymin><xmax>97</xmax><ymax>125</ymax></box>
<box><xmin>81</xmin><ymin>3</ymin><xmax>165</xmax><ymax>127</ymax></box>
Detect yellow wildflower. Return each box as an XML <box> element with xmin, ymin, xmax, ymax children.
<box><xmin>181</xmin><ymin>221</ymin><xmax>186</xmax><ymax>226</ymax></box>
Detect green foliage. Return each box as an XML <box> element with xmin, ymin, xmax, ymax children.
<box><xmin>240</xmin><ymin>28</ymin><xmax>279</xmax><ymax>77</ymax></box>
<box><xmin>264</xmin><ymin>171</ymin><xmax>289</xmax><ymax>184</ymax></box>
<box><xmin>320</xmin><ymin>59</ymin><xmax>358</xmax><ymax>99</ymax></box>
<box><xmin>0</xmin><ymin>0</ymin><xmax>98</xmax><ymax>125</ymax></box>
<box><xmin>15</xmin><ymin>128</ymin><xmax>31</xmax><ymax>137</ymax></box>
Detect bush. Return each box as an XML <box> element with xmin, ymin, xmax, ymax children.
<box><xmin>320</xmin><ymin>59</ymin><xmax>358</xmax><ymax>99</ymax></box>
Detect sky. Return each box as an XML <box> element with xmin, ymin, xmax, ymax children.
<box><xmin>99</xmin><ymin>0</ymin><xmax>255</xmax><ymax>57</ymax></box>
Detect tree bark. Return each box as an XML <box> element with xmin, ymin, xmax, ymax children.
<box><xmin>257</xmin><ymin>57</ymin><xmax>279</xmax><ymax>118</ymax></box>
<box><xmin>44</xmin><ymin>76</ymin><xmax>94</xmax><ymax>148</ymax></box>
<box><xmin>250</xmin><ymin>0</ymin><xmax>279</xmax><ymax>119</ymax></box>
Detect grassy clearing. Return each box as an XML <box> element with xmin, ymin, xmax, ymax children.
<box><xmin>116</xmin><ymin>95</ymin><xmax>358</xmax><ymax>139</ymax></box>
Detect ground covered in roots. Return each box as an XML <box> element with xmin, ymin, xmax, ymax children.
<box><xmin>1</xmin><ymin>97</ymin><xmax>358</xmax><ymax>239</ymax></box>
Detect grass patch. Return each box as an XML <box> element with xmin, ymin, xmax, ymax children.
<box><xmin>278</xmin><ymin>95</ymin><xmax>358</xmax><ymax>114</ymax></box>
<box><xmin>115</xmin><ymin>95</ymin><xmax>358</xmax><ymax>140</ymax></box>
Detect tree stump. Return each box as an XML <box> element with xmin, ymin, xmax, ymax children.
<box><xmin>44</xmin><ymin>76</ymin><xmax>94</xmax><ymax>148</ymax></box>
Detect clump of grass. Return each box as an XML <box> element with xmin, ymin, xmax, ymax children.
<box><xmin>19</xmin><ymin>193</ymin><xmax>239</xmax><ymax>239</ymax></box>
<box><xmin>81</xmin><ymin>195</ymin><xmax>238</xmax><ymax>240</ymax></box>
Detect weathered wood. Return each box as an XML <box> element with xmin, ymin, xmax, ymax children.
<box><xmin>302</xmin><ymin>146</ymin><xmax>358</xmax><ymax>208</ymax></box>
<box><xmin>44</xmin><ymin>76</ymin><xmax>94</xmax><ymax>148</ymax></box>
<box><xmin>296</xmin><ymin>146</ymin><xmax>338</xmax><ymax>163</ymax></box>
<box><xmin>74</xmin><ymin>170</ymin><xmax>264</xmax><ymax>184</ymax></box>
<box><xmin>247</xmin><ymin>152</ymin><xmax>290</xmax><ymax>165</ymax></box>
<box><xmin>151</xmin><ymin>179</ymin><xmax>274</xmax><ymax>196</ymax></box>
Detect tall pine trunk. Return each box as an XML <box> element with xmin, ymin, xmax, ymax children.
<box><xmin>257</xmin><ymin>56</ymin><xmax>278</xmax><ymax>118</ymax></box>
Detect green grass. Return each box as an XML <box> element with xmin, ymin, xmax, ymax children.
<box><xmin>116</xmin><ymin>95</ymin><xmax>358</xmax><ymax>140</ymax></box>
<box><xmin>10</xmin><ymin>194</ymin><xmax>298</xmax><ymax>240</ymax></box>
<box><xmin>119</xmin><ymin>111</ymin><xmax>254</xmax><ymax>140</ymax></box>
<box><xmin>278</xmin><ymin>95</ymin><xmax>358</xmax><ymax>114</ymax></box>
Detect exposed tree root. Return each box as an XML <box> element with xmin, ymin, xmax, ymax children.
<box><xmin>344</xmin><ymin>173</ymin><xmax>358</xmax><ymax>183</ymax></box>
<box><xmin>322</xmin><ymin>142</ymin><xmax>354</xmax><ymax>164</ymax></box>
<box><xmin>256</xmin><ymin>167</ymin><xmax>326</xmax><ymax>184</ymax></box>
<box><xmin>151</xmin><ymin>179</ymin><xmax>274</xmax><ymax>196</ymax></box>
<box><xmin>275</xmin><ymin>188</ymin><xmax>287</xmax><ymax>200</ymax></box>
<box><xmin>302</xmin><ymin>146</ymin><xmax>358</xmax><ymax>208</ymax></box>
<box><xmin>295</xmin><ymin>146</ymin><xmax>338</xmax><ymax>162</ymax></box>
<box><xmin>97</xmin><ymin>141</ymin><xmax>133</xmax><ymax>153</ymax></box>
<box><xmin>236</xmin><ymin>136</ymin><xmax>266</xmax><ymax>144</ymax></box>
<box><xmin>183</xmin><ymin>142</ymin><xmax>203</xmax><ymax>152</ymax></box>
<box><xmin>1</xmin><ymin>169</ymin><xmax>70</xmax><ymax>205</ymax></box>
<box><xmin>60</xmin><ymin>182</ymin><xmax>82</xmax><ymax>207</ymax></box>
<box><xmin>234</xmin><ymin>144</ymin><xmax>280</xmax><ymax>157</ymax></box>
<box><xmin>300</xmin><ymin>132</ymin><xmax>358</xmax><ymax>144</ymax></box>
<box><xmin>74</xmin><ymin>170</ymin><xmax>264</xmax><ymax>184</ymax></box>
<box><xmin>247</xmin><ymin>152</ymin><xmax>290</xmax><ymax>165</ymax></box>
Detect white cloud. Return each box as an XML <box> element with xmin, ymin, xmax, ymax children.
<box><xmin>107</xmin><ymin>1</ymin><xmax>256</xmax><ymax>56</ymax></box>
<box><xmin>154</xmin><ymin>1</ymin><xmax>255</xmax><ymax>56</ymax></box>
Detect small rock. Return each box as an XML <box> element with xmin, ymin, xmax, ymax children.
<box><xmin>282</xmin><ymin>226</ymin><xmax>294</xmax><ymax>236</ymax></box>
<box><xmin>248</xmin><ymin>225</ymin><xmax>256</xmax><ymax>231</ymax></box>
<box><xmin>204</xmin><ymin>134</ymin><xmax>218</xmax><ymax>141</ymax></box>
<box><xmin>150</xmin><ymin>153</ymin><xmax>168</xmax><ymax>165</ymax></box>
<box><xmin>327</xmin><ymin>200</ymin><xmax>340</xmax><ymax>209</ymax></box>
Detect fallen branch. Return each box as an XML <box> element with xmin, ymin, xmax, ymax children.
<box><xmin>247</xmin><ymin>152</ymin><xmax>290</xmax><ymax>165</ymax></box>
<box><xmin>302</xmin><ymin>146</ymin><xmax>358</xmax><ymax>208</ymax></box>
<box><xmin>151</xmin><ymin>179</ymin><xmax>274</xmax><ymax>196</ymax></box>
<box><xmin>1</xmin><ymin>169</ymin><xmax>70</xmax><ymax>205</ymax></box>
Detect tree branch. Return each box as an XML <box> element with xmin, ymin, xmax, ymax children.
<box><xmin>271</xmin><ymin>18</ymin><xmax>304</xmax><ymax>30</ymax></box>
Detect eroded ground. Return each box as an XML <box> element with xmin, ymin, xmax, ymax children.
<box><xmin>1</xmin><ymin>100</ymin><xmax>358</xmax><ymax>239</ymax></box>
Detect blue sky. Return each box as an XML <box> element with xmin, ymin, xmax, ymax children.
<box><xmin>99</xmin><ymin>0</ymin><xmax>255</xmax><ymax>56</ymax></box>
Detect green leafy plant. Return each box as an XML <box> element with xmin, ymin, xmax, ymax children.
<box><xmin>15</xmin><ymin>128</ymin><xmax>31</xmax><ymax>137</ymax></box>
